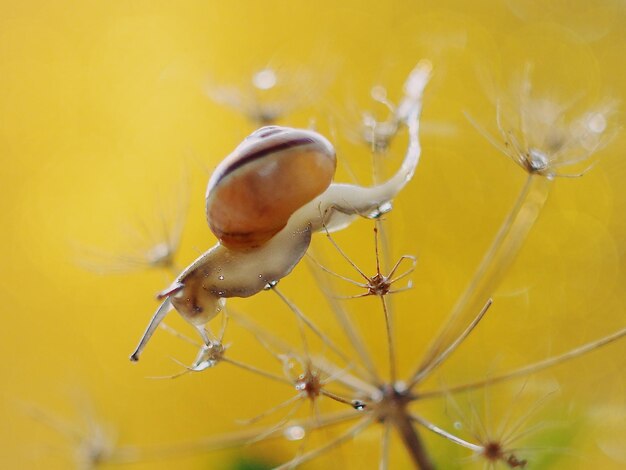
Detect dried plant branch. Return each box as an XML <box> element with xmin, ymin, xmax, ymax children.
<box><xmin>418</xmin><ymin>174</ymin><xmax>552</xmax><ymax>374</ymax></box>
<box><xmin>419</xmin><ymin>326</ymin><xmax>626</xmax><ymax>399</ymax></box>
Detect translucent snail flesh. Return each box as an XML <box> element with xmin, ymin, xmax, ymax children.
<box><xmin>130</xmin><ymin>60</ymin><xmax>432</xmax><ymax>362</ymax></box>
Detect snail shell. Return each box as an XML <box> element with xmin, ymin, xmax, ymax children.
<box><xmin>206</xmin><ymin>126</ymin><xmax>336</xmax><ymax>250</ymax></box>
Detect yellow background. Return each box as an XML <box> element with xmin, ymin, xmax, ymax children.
<box><xmin>1</xmin><ymin>1</ymin><xmax>626</xmax><ymax>468</ymax></box>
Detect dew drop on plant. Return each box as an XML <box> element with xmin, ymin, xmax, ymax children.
<box><xmin>352</xmin><ymin>400</ymin><xmax>367</xmax><ymax>411</ymax></box>
<box><xmin>190</xmin><ymin>343</ymin><xmax>223</xmax><ymax>370</ymax></box>
<box><xmin>528</xmin><ymin>149</ymin><xmax>549</xmax><ymax>171</ymax></box>
<box><xmin>587</xmin><ymin>112</ymin><xmax>607</xmax><ymax>134</ymax></box>
<box><xmin>367</xmin><ymin>201</ymin><xmax>393</xmax><ymax>219</ymax></box>
<box><xmin>284</xmin><ymin>425</ymin><xmax>306</xmax><ymax>441</ymax></box>
<box><xmin>252</xmin><ymin>68</ymin><xmax>277</xmax><ymax>91</ymax></box>
<box><xmin>191</xmin><ymin>360</ymin><xmax>213</xmax><ymax>371</ymax></box>
<box><xmin>146</xmin><ymin>242</ymin><xmax>172</xmax><ymax>265</ymax></box>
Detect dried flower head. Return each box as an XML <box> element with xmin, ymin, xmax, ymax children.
<box><xmin>23</xmin><ymin>399</ymin><xmax>127</xmax><ymax>470</ymax></box>
<box><xmin>312</xmin><ymin>226</ymin><xmax>416</xmax><ymax>300</ymax></box>
<box><xmin>204</xmin><ymin>62</ymin><xmax>333</xmax><ymax>125</ymax></box>
<box><xmin>443</xmin><ymin>381</ymin><xmax>564</xmax><ymax>469</ymax></box>
<box><xmin>74</xmin><ymin>176</ymin><xmax>188</xmax><ymax>276</ymax></box>
<box><xmin>470</xmin><ymin>67</ymin><xmax>618</xmax><ymax>178</ymax></box>
<box><xmin>345</xmin><ymin>63</ymin><xmax>431</xmax><ymax>154</ymax></box>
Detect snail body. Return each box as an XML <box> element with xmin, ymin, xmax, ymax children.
<box><xmin>130</xmin><ymin>62</ymin><xmax>431</xmax><ymax>362</ymax></box>
<box><xmin>169</xmin><ymin>219</ymin><xmax>312</xmax><ymax>325</ymax></box>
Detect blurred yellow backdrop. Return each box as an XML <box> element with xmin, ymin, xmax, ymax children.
<box><xmin>1</xmin><ymin>1</ymin><xmax>626</xmax><ymax>469</ymax></box>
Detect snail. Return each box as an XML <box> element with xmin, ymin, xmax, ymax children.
<box><xmin>206</xmin><ymin>126</ymin><xmax>337</xmax><ymax>250</ymax></box>
<box><xmin>130</xmin><ymin>60</ymin><xmax>432</xmax><ymax>362</ymax></box>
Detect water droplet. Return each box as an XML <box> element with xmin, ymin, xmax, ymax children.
<box><xmin>258</xmin><ymin>274</ymin><xmax>263</xmax><ymax>278</ymax></box>
<box><xmin>284</xmin><ymin>425</ymin><xmax>305</xmax><ymax>441</ymax></box>
<box><xmin>588</xmin><ymin>112</ymin><xmax>607</xmax><ymax>134</ymax></box>
<box><xmin>191</xmin><ymin>343</ymin><xmax>224</xmax><ymax>370</ymax></box>
<box><xmin>352</xmin><ymin>400</ymin><xmax>366</xmax><ymax>411</ymax></box>
<box><xmin>218</xmin><ymin>275</ymin><xmax>224</xmax><ymax>281</ymax></box>
<box><xmin>263</xmin><ymin>280</ymin><xmax>278</xmax><ymax>290</ymax></box>
<box><xmin>367</xmin><ymin>201</ymin><xmax>393</xmax><ymax>219</ymax></box>
<box><xmin>191</xmin><ymin>360</ymin><xmax>214</xmax><ymax>371</ymax></box>
<box><xmin>146</xmin><ymin>242</ymin><xmax>171</xmax><ymax>265</ymax></box>
<box><xmin>394</xmin><ymin>380</ymin><xmax>407</xmax><ymax>393</ymax></box>
<box><xmin>252</xmin><ymin>68</ymin><xmax>277</xmax><ymax>90</ymax></box>
<box><xmin>528</xmin><ymin>149</ymin><xmax>549</xmax><ymax>172</ymax></box>
<box><xmin>454</xmin><ymin>421</ymin><xmax>463</xmax><ymax>430</ymax></box>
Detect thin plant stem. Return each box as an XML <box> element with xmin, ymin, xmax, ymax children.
<box><xmin>310</xmin><ymin>256</ymin><xmax>369</xmax><ymax>287</ymax></box>
<box><xmin>23</xmin><ymin>405</ymin><xmax>87</xmax><ymax>443</ymax></box>
<box><xmin>374</xmin><ymin>219</ymin><xmax>399</xmax><ymax>384</ymax></box>
<box><xmin>239</xmin><ymin>395</ymin><xmax>303</xmax><ymax>426</ymax></box>
<box><xmin>306</xmin><ymin>260</ymin><xmax>383</xmax><ymax>385</ymax></box>
<box><xmin>313</xmin><ymin>356</ymin><xmax>381</xmax><ymax>398</ymax></box>
<box><xmin>223</xmin><ymin>358</ymin><xmax>292</xmax><ymax>385</ymax></box>
<box><xmin>381</xmin><ymin>296</ymin><xmax>397</xmax><ymax>383</ymax></box>
<box><xmin>247</xmin><ymin>400</ymin><xmax>305</xmax><ymax>445</ymax></box>
<box><xmin>228</xmin><ymin>310</ymin><xmax>302</xmax><ymax>363</ymax></box>
<box><xmin>380</xmin><ymin>421</ymin><xmax>391</xmax><ymax>470</ymax></box>
<box><xmin>296</xmin><ymin>306</ymin><xmax>311</xmax><ymax>358</ymax></box>
<box><xmin>410</xmin><ymin>413</ymin><xmax>482</xmax><ymax>452</ymax></box>
<box><xmin>272</xmin><ymin>287</ymin><xmax>357</xmax><ymax>375</ymax></box>
<box><xmin>319</xmin><ymin>221</ymin><xmax>372</xmax><ymax>283</ymax></box>
<box><xmin>392</xmin><ymin>410</ymin><xmax>434</xmax><ymax>470</ymax></box>
<box><xmin>125</xmin><ymin>410</ymin><xmax>361</xmax><ymax>462</ymax></box>
<box><xmin>275</xmin><ymin>417</ymin><xmax>374</xmax><ymax>470</ymax></box>
<box><xmin>408</xmin><ymin>299</ymin><xmax>492</xmax><ymax>388</ymax></box>
<box><xmin>320</xmin><ymin>389</ymin><xmax>358</xmax><ymax>407</ymax></box>
<box><xmin>418</xmin><ymin>174</ymin><xmax>552</xmax><ymax>373</ymax></box>
<box><xmin>371</xmin><ymin>152</ymin><xmax>394</xmax><ymax>277</ymax></box>
<box><xmin>500</xmin><ymin>391</ymin><xmax>556</xmax><ymax>446</ymax></box>
<box><xmin>419</xmin><ymin>325</ymin><xmax>626</xmax><ymax>399</ymax></box>
<box><xmin>230</xmin><ymin>310</ymin><xmax>377</xmax><ymax>398</ymax></box>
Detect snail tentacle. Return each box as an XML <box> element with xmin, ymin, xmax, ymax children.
<box><xmin>130</xmin><ymin>298</ymin><xmax>173</xmax><ymax>362</ymax></box>
<box><xmin>294</xmin><ymin>61</ymin><xmax>431</xmax><ymax>234</ymax></box>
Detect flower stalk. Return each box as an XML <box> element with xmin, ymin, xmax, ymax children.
<box><xmin>415</xmin><ymin>173</ymin><xmax>552</xmax><ymax>380</ymax></box>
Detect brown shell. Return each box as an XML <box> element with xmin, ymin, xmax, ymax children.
<box><xmin>206</xmin><ymin>126</ymin><xmax>336</xmax><ymax>250</ymax></box>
